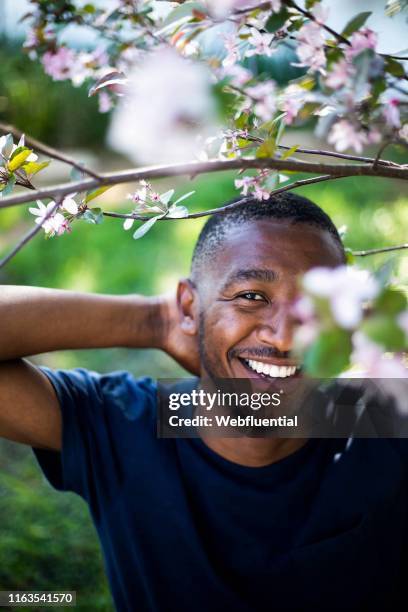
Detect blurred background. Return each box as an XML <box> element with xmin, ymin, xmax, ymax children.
<box><xmin>0</xmin><ymin>1</ymin><xmax>407</xmax><ymax>610</ymax></box>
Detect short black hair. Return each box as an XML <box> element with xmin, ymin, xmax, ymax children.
<box><xmin>191</xmin><ymin>192</ymin><xmax>345</xmax><ymax>279</ymax></box>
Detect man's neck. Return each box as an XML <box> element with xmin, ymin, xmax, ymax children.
<box><xmin>199</xmin><ymin>435</ymin><xmax>309</xmax><ymax>467</ymax></box>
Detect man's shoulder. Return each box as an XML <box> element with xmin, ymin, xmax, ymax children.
<box><xmin>40</xmin><ymin>365</ymin><xmax>157</xmax><ymax>416</ymax></box>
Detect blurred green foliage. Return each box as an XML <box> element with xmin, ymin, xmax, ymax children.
<box><xmin>0</xmin><ymin>40</ymin><xmax>109</xmax><ymax>147</ymax></box>
<box><xmin>0</xmin><ymin>36</ymin><xmax>407</xmax><ymax>612</ymax></box>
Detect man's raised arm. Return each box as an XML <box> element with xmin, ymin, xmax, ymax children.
<box><xmin>0</xmin><ymin>284</ymin><xmax>198</xmax><ymax>452</ymax></box>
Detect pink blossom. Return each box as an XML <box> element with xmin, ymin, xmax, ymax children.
<box><xmin>350</xmin><ymin>332</ymin><xmax>407</xmax><ymax>412</ymax></box>
<box><xmin>327</xmin><ymin>120</ymin><xmax>368</xmax><ymax>154</ymax></box>
<box><xmin>294</xmin><ymin>321</ymin><xmax>320</xmax><ymax>351</ymax></box>
<box><xmin>346</xmin><ymin>28</ymin><xmax>377</xmax><ymax>60</ymax></box>
<box><xmin>246</xmin><ymin>81</ymin><xmax>276</xmax><ymax>122</ymax></box>
<box><xmin>366</xmin><ymin>128</ymin><xmax>381</xmax><ymax>144</ymax></box>
<box><xmin>325</xmin><ymin>59</ymin><xmax>355</xmax><ymax>89</ymax></box>
<box><xmin>253</xmin><ymin>185</ymin><xmax>270</xmax><ymax>200</ymax></box>
<box><xmin>245</xmin><ymin>29</ymin><xmax>275</xmax><ymax>58</ymax></box>
<box><xmin>108</xmin><ymin>48</ymin><xmax>219</xmax><ymax>164</ymax></box>
<box><xmin>302</xmin><ymin>266</ymin><xmax>379</xmax><ymax>329</ymax></box>
<box><xmin>42</xmin><ymin>47</ymin><xmax>76</xmax><ymax>81</ymax></box>
<box><xmin>127</xmin><ymin>184</ymin><xmax>148</xmax><ymax>204</ymax></box>
<box><xmin>235</xmin><ymin>176</ymin><xmax>255</xmax><ymax>195</ymax></box>
<box><xmin>296</xmin><ymin>22</ymin><xmax>326</xmax><ymax>72</ymax></box>
<box><xmin>61</xmin><ymin>193</ymin><xmax>79</xmax><ymax>215</ymax></box>
<box><xmin>399</xmin><ymin>124</ymin><xmax>408</xmax><ymax>142</ymax></box>
<box><xmin>279</xmin><ymin>84</ymin><xmax>305</xmax><ymax>124</ymax></box>
<box><xmin>23</xmin><ymin>28</ymin><xmax>39</xmax><ymax>50</ymax></box>
<box><xmin>28</xmin><ymin>200</ymin><xmax>70</xmax><ymax>236</ymax></box>
<box><xmin>291</xmin><ymin>295</ymin><xmax>316</xmax><ymax>324</ymax></box>
<box><xmin>235</xmin><ymin>173</ymin><xmax>270</xmax><ymax>200</ymax></box>
<box><xmin>221</xmin><ymin>64</ymin><xmax>252</xmax><ymax>88</ymax></box>
<box><xmin>383</xmin><ymin>99</ymin><xmax>401</xmax><ymax>128</ymax></box>
<box><xmin>98</xmin><ymin>91</ymin><xmax>113</xmax><ymax>113</ymax></box>
<box><xmin>222</xmin><ymin>34</ymin><xmax>240</xmax><ymax>67</ymax></box>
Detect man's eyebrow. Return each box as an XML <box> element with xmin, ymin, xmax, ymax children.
<box><xmin>220</xmin><ymin>268</ymin><xmax>278</xmax><ymax>292</ymax></box>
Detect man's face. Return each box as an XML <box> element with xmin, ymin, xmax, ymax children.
<box><xmin>196</xmin><ymin>220</ymin><xmax>344</xmax><ymax>384</ymax></box>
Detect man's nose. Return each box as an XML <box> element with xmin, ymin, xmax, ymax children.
<box><xmin>255</xmin><ymin>303</ymin><xmax>295</xmax><ymax>353</ymax></box>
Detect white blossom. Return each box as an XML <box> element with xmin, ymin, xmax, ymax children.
<box><xmin>302</xmin><ymin>266</ymin><xmax>379</xmax><ymax>329</ymax></box>
<box><xmin>107</xmin><ymin>49</ymin><xmax>220</xmax><ymax>164</ymax></box>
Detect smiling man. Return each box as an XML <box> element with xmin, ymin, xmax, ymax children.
<box><xmin>0</xmin><ymin>193</ymin><xmax>407</xmax><ymax>612</ymax></box>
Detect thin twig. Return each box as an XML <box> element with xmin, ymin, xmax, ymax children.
<box><xmin>352</xmin><ymin>244</ymin><xmax>408</xmax><ymax>257</ymax></box>
<box><xmin>0</xmin><ymin>156</ymin><xmax>407</xmax><ymax>211</ymax></box>
<box><xmin>0</xmin><ymin>122</ymin><xmax>101</xmax><ymax>180</ymax></box>
<box><xmin>283</xmin><ymin>0</ymin><xmax>350</xmax><ymax>46</ymax></box>
<box><xmin>103</xmin><ymin>174</ymin><xmax>339</xmax><ymax>221</ymax></box>
<box><xmin>386</xmin><ymin>55</ymin><xmax>408</xmax><ymax>61</ymax></box>
<box><xmin>372</xmin><ymin>141</ymin><xmax>392</xmax><ymax>170</ymax></box>
<box><xmin>0</xmin><ymin>199</ymin><xmax>61</xmax><ymax>269</ymax></box>
<box><xmin>277</xmin><ymin>144</ymin><xmax>400</xmax><ymax>168</ymax></box>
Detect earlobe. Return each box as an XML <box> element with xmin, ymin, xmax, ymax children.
<box><xmin>177</xmin><ymin>278</ymin><xmax>199</xmax><ymax>336</ymax></box>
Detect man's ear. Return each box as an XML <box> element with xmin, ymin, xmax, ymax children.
<box><xmin>177</xmin><ymin>278</ymin><xmax>199</xmax><ymax>336</ymax></box>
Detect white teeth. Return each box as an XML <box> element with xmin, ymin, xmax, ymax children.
<box><xmin>245</xmin><ymin>360</ymin><xmax>298</xmax><ymax>378</ymax></box>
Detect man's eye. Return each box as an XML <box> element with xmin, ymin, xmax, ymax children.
<box><xmin>237</xmin><ymin>292</ymin><xmax>265</xmax><ymax>301</ymax></box>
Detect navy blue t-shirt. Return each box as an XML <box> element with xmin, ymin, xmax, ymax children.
<box><xmin>32</xmin><ymin>368</ymin><xmax>408</xmax><ymax>612</ymax></box>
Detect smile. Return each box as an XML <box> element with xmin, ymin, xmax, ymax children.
<box><xmin>241</xmin><ymin>359</ymin><xmax>299</xmax><ymax>378</ymax></box>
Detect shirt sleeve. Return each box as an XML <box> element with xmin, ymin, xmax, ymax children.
<box><xmin>32</xmin><ymin>366</ymin><xmax>108</xmax><ymax>498</ymax></box>
<box><xmin>32</xmin><ymin>366</ymin><xmax>156</xmax><ymax>500</ymax></box>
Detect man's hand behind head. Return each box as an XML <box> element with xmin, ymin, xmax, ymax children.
<box><xmin>159</xmin><ymin>286</ymin><xmax>200</xmax><ymax>376</ymax></box>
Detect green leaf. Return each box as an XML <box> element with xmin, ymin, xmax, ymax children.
<box><xmin>82</xmin><ymin>3</ymin><xmax>96</xmax><ymax>12</ymax></box>
<box><xmin>265</xmin><ymin>8</ymin><xmax>289</xmax><ymax>32</ymax></box>
<box><xmin>341</xmin><ymin>11</ymin><xmax>372</xmax><ymax>38</ymax></box>
<box><xmin>256</xmin><ymin>137</ymin><xmax>276</xmax><ymax>158</ymax></box>
<box><xmin>304</xmin><ymin>328</ymin><xmax>352</xmax><ymax>377</ymax></box>
<box><xmin>133</xmin><ymin>215</ymin><xmax>161</xmax><ymax>239</ymax></box>
<box><xmin>212</xmin><ymin>82</ymin><xmax>236</xmax><ymax>121</ymax></box>
<box><xmin>280</xmin><ymin>144</ymin><xmax>299</xmax><ymax>160</ymax></box>
<box><xmin>173</xmin><ymin>190</ymin><xmax>195</xmax><ymax>205</ymax></box>
<box><xmin>167</xmin><ymin>204</ymin><xmax>189</xmax><ymax>218</ymax></box>
<box><xmin>374</xmin><ymin>288</ymin><xmax>407</xmax><ymax>316</ymax></box>
<box><xmin>235</xmin><ymin>113</ymin><xmax>250</xmax><ymax>130</ymax></box>
<box><xmin>8</xmin><ymin>147</ymin><xmax>33</xmax><ymax>172</ymax></box>
<box><xmin>373</xmin><ymin>258</ymin><xmax>396</xmax><ymax>286</ymax></box>
<box><xmin>305</xmin><ymin>0</ymin><xmax>320</xmax><ymax>7</ymax></box>
<box><xmin>345</xmin><ymin>249</ymin><xmax>355</xmax><ymax>265</ymax></box>
<box><xmin>162</xmin><ymin>1</ymin><xmax>201</xmax><ymax>27</ymax></box>
<box><xmin>361</xmin><ymin>315</ymin><xmax>406</xmax><ymax>351</ymax></box>
<box><xmin>81</xmin><ymin>208</ymin><xmax>103</xmax><ymax>224</ymax></box>
<box><xmin>276</xmin><ymin>118</ymin><xmax>286</xmax><ymax>146</ymax></box>
<box><xmin>22</xmin><ymin>160</ymin><xmax>51</xmax><ymax>176</ymax></box>
<box><xmin>326</xmin><ymin>47</ymin><xmax>344</xmax><ymax>67</ymax></box>
<box><xmin>84</xmin><ymin>185</ymin><xmax>113</xmax><ymax>204</ymax></box>
<box><xmin>384</xmin><ymin>56</ymin><xmax>406</xmax><ymax>78</ymax></box>
<box><xmin>0</xmin><ymin>174</ymin><xmax>16</xmax><ymax>196</ymax></box>
<box><xmin>90</xmin><ymin>207</ymin><xmax>104</xmax><ymax>224</ymax></box>
<box><xmin>159</xmin><ymin>189</ymin><xmax>175</xmax><ymax>206</ymax></box>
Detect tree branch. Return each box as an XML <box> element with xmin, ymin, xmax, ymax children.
<box><xmin>0</xmin><ymin>157</ymin><xmax>407</xmax><ymax>211</ymax></box>
<box><xmin>103</xmin><ymin>174</ymin><xmax>338</xmax><ymax>222</ymax></box>
<box><xmin>0</xmin><ymin>122</ymin><xmax>101</xmax><ymax>180</ymax></box>
<box><xmin>0</xmin><ymin>199</ymin><xmax>61</xmax><ymax>269</ymax></box>
<box><xmin>352</xmin><ymin>244</ymin><xmax>408</xmax><ymax>257</ymax></box>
